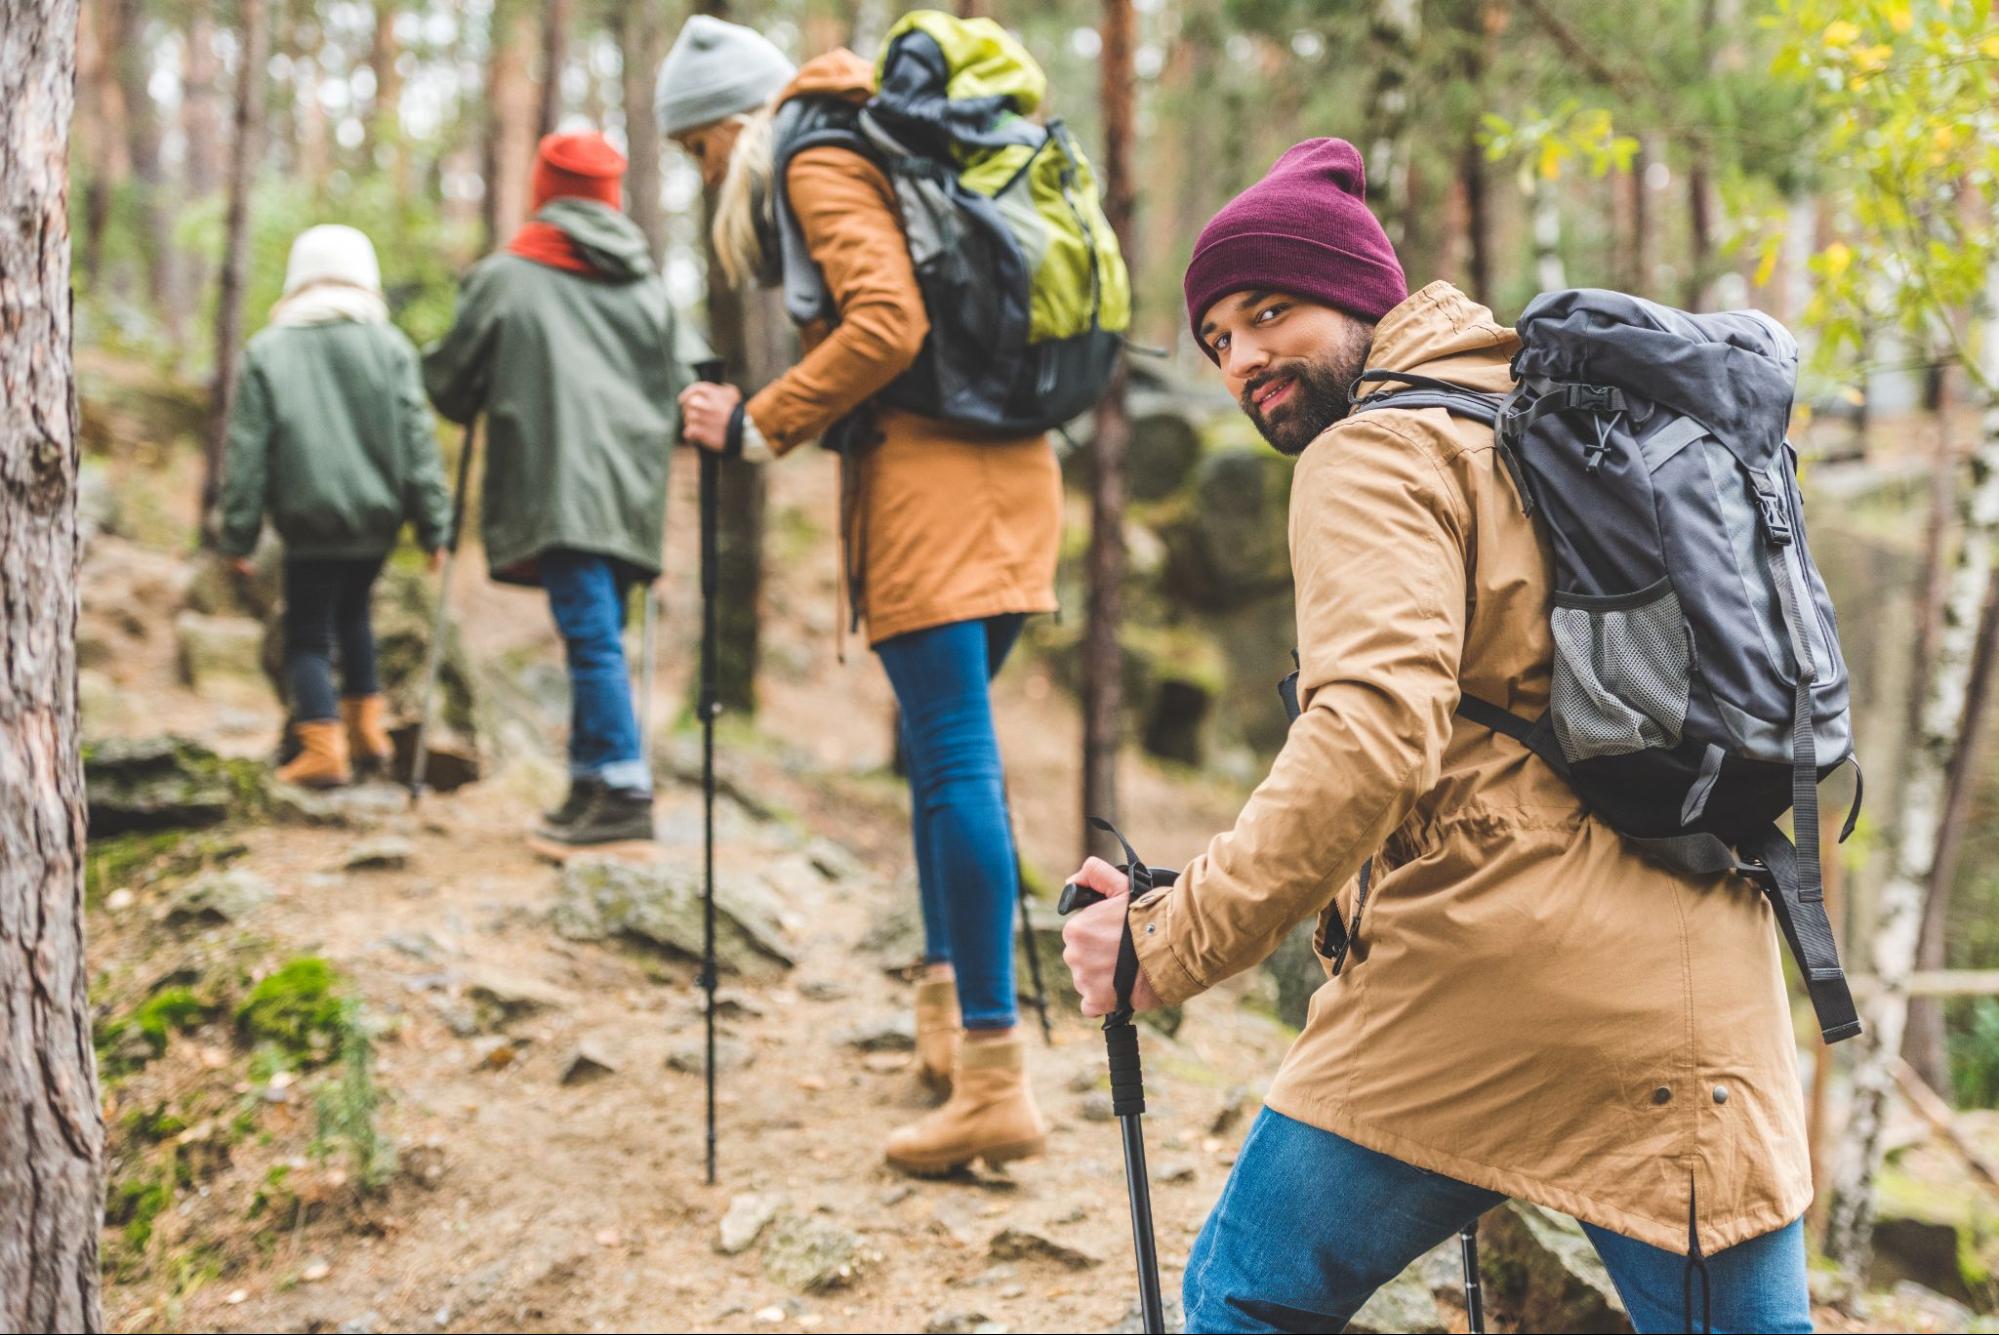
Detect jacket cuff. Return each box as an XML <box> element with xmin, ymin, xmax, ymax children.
<box><xmin>740</xmin><ymin>407</ymin><xmax>774</xmax><ymax>463</ymax></box>
<box><xmin>1127</xmin><ymin>890</ymin><xmax>1206</xmax><ymax>1006</ymax></box>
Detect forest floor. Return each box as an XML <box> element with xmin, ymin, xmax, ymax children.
<box><xmin>74</xmin><ymin>354</ymin><xmax>1976</xmax><ymax>1334</ymax></box>
<box><xmin>80</xmin><ymin>418</ymin><xmax>1308</xmax><ymax>1335</ymax></box>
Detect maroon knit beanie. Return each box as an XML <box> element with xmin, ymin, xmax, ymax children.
<box><xmin>1184</xmin><ymin>138</ymin><xmax>1407</xmax><ymax>359</ymax></box>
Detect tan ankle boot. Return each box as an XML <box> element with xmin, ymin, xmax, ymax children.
<box><xmin>277</xmin><ymin>719</ymin><xmax>351</xmax><ymax>789</ymax></box>
<box><xmin>341</xmin><ymin>694</ymin><xmax>394</xmax><ymax>777</ymax></box>
<box><xmin>915</xmin><ymin>975</ymin><xmax>962</xmax><ymax>1095</ymax></box>
<box><xmin>884</xmin><ymin>1030</ymin><xmax>1047</xmax><ymax>1176</ymax></box>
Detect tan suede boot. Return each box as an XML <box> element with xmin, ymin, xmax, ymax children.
<box><xmin>884</xmin><ymin>1030</ymin><xmax>1047</xmax><ymax>1176</ymax></box>
<box><xmin>341</xmin><ymin>694</ymin><xmax>394</xmax><ymax>778</ymax></box>
<box><xmin>276</xmin><ymin>719</ymin><xmax>351</xmax><ymax>789</ymax></box>
<box><xmin>914</xmin><ymin>973</ymin><xmax>962</xmax><ymax>1095</ymax></box>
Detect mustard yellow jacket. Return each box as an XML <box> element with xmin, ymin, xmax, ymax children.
<box><xmin>1129</xmin><ymin>282</ymin><xmax>1810</xmax><ymax>1253</ymax></box>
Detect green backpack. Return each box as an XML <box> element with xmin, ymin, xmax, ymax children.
<box><xmin>769</xmin><ymin>10</ymin><xmax>1132</xmax><ymax>436</ymax></box>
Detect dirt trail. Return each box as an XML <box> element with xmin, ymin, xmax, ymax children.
<box><xmin>87</xmin><ymin>446</ymin><xmax>1300</xmax><ymax>1335</ymax></box>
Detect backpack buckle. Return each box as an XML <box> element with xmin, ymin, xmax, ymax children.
<box><xmin>1568</xmin><ymin>384</ymin><xmax>1621</xmax><ymax>414</ymax></box>
<box><xmin>1753</xmin><ymin>482</ymin><xmax>1794</xmax><ymax>546</ymax></box>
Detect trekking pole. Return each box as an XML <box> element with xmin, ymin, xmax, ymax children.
<box><xmin>693</xmin><ymin>357</ymin><xmax>728</xmax><ymax>1186</ymax></box>
<box><xmin>1060</xmin><ymin>816</ymin><xmax>1168</xmax><ymax>1335</ymax></box>
<box><xmin>409</xmin><ymin>418</ymin><xmax>477</xmax><ymax>808</ymax></box>
<box><xmin>1460</xmin><ymin>1221</ymin><xmax>1485</xmax><ymax>1334</ymax></box>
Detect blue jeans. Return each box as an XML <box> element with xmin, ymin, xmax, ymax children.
<box><xmin>540</xmin><ymin>551</ymin><xmax>647</xmax><ymax>792</ymax></box>
<box><xmin>1185</xmin><ymin>1109</ymin><xmax>1811</xmax><ymax>1334</ymax></box>
<box><xmin>875</xmin><ymin>614</ymin><xmax>1027</xmax><ymax>1030</ymax></box>
<box><xmin>283</xmin><ymin>556</ymin><xmax>385</xmax><ymax>722</ymax></box>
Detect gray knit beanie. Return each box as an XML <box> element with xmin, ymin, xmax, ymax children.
<box><xmin>654</xmin><ymin>15</ymin><xmax>797</xmax><ymax>137</ymax></box>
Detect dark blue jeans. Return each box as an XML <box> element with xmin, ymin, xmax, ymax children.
<box><xmin>875</xmin><ymin>614</ymin><xmax>1027</xmax><ymax>1030</ymax></box>
<box><xmin>540</xmin><ymin>550</ymin><xmax>648</xmax><ymax>793</ymax></box>
<box><xmin>1185</xmin><ymin>1109</ymin><xmax>1812</xmax><ymax>1334</ymax></box>
<box><xmin>283</xmin><ymin>555</ymin><xmax>385</xmax><ymax>722</ymax></box>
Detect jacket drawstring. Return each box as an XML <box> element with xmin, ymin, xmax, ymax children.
<box><xmin>1682</xmin><ymin>1178</ymin><xmax>1711</xmax><ymax>1334</ymax></box>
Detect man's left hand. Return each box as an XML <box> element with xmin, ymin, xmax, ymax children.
<box><xmin>679</xmin><ymin>381</ymin><xmax>744</xmax><ymax>453</ymax></box>
<box><xmin>1060</xmin><ymin>856</ymin><xmax>1165</xmax><ymax>1017</ymax></box>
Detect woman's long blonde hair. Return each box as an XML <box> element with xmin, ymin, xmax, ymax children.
<box><xmin>711</xmin><ymin>103</ymin><xmax>779</xmax><ymax>288</ymax></box>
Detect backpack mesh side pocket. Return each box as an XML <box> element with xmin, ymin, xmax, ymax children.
<box><xmin>1550</xmin><ymin>582</ymin><xmax>1692</xmax><ymax>762</ymax></box>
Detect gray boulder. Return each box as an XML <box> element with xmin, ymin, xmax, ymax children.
<box><xmin>1479</xmin><ymin>1203</ymin><xmax>1631</xmax><ymax>1333</ymax></box>
<box><xmin>85</xmin><ymin>735</ymin><xmax>244</xmax><ymax>835</ymax></box>
<box><xmin>161</xmin><ymin>869</ymin><xmax>274</xmax><ymax>928</ymax></box>
<box><xmin>1348</xmin><ymin>1267</ymin><xmax>1448</xmax><ymax>1334</ymax></box>
<box><xmin>762</xmin><ymin>1212</ymin><xmax>862</xmax><ymax>1292</ymax></box>
<box><xmin>553</xmin><ymin>858</ymin><xmax>794</xmax><ymax>976</ymax></box>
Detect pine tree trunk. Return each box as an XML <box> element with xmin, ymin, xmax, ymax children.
<box><xmin>75</xmin><ymin>0</ymin><xmax>123</xmax><ymax>284</ymax></box>
<box><xmin>182</xmin><ymin>1</ymin><xmax>222</xmax><ymax>196</ymax></box>
<box><xmin>482</xmin><ymin>3</ymin><xmax>539</xmax><ymax>255</ymax></box>
<box><xmin>367</xmin><ymin>0</ymin><xmax>401</xmax><ymax>169</ymax></box>
<box><xmin>536</xmin><ymin>0</ymin><xmax>569</xmax><ymax>138</ymax></box>
<box><xmin>1825</xmin><ymin>304</ymin><xmax>1999</xmax><ymax>1270</ymax></box>
<box><xmin>1362</xmin><ymin>0</ymin><xmax>1423</xmax><ymax>248</ymax></box>
<box><xmin>1</xmin><ymin>5</ymin><xmax>105</xmax><ymax>1329</ymax></box>
<box><xmin>615</xmin><ymin>3</ymin><xmax>667</xmax><ymax>264</ymax></box>
<box><xmin>201</xmin><ymin>0</ymin><xmax>269</xmax><ymax>535</ymax></box>
<box><xmin>113</xmin><ymin>0</ymin><xmax>175</xmax><ymax>321</ymax></box>
<box><xmin>1083</xmin><ymin>0</ymin><xmax>1135</xmax><ymax>861</ymax></box>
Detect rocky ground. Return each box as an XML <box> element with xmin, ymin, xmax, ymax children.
<box><xmin>73</xmin><ymin>356</ymin><xmax>1997</xmax><ymax>1333</ymax></box>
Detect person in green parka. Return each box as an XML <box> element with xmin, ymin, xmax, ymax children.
<box><xmin>424</xmin><ymin>131</ymin><xmax>693</xmax><ymax>853</ymax></box>
<box><xmin>217</xmin><ymin>223</ymin><xmax>453</xmax><ymax>789</ymax></box>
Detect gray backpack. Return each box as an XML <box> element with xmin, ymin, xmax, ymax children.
<box><xmin>1350</xmin><ymin>289</ymin><xmax>1862</xmax><ymax>1044</ymax></box>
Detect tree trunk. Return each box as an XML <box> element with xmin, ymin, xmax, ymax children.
<box><xmin>536</xmin><ymin>0</ymin><xmax>569</xmax><ymax>138</ymax></box>
<box><xmin>182</xmin><ymin>0</ymin><xmax>222</xmax><ymax>196</ymax></box>
<box><xmin>367</xmin><ymin>0</ymin><xmax>402</xmax><ymax>175</ymax></box>
<box><xmin>297</xmin><ymin>53</ymin><xmax>331</xmax><ymax>193</ymax></box>
<box><xmin>74</xmin><ymin>0</ymin><xmax>123</xmax><ymax>284</ymax></box>
<box><xmin>1</xmin><ymin>5</ymin><xmax>105</xmax><ymax>1329</ymax></box>
<box><xmin>201</xmin><ymin>0</ymin><xmax>269</xmax><ymax>536</ymax></box>
<box><xmin>1905</xmin><ymin>570</ymin><xmax>1999</xmax><ymax>1090</ymax></box>
<box><xmin>113</xmin><ymin>0</ymin><xmax>175</xmax><ymax>321</ymax></box>
<box><xmin>1825</xmin><ymin>298</ymin><xmax>1999</xmax><ymax>1270</ymax></box>
<box><xmin>1362</xmin><ymin>0</ymin><xmax>1423</xmax><ymax>249</ymax></box>
<box><xmin>615</xmin><ymin>2</ymin><xmax>668</xmax><ymax>264</ymax></box>
<box><xmin>1082</xmin><ymin>0</ymin><xmax>1135</xmax><ymax>861</ymax></box>
<box><xmin>482</xmin><ymin>3</ymin><xmax>539</xmax><ymax>255</ymax></box>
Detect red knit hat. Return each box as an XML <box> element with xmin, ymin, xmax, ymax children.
<box><xmin>529</xmin><ymin>131</ymin><xmax>627</xmax><ymax>210</ymax></box>
<box><xmin>1183</xmin><ymin>138</ymin><xmax>1407</xmax><ymax>359</ymax></box>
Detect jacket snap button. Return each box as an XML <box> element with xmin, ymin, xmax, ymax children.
<box><xmin>1713</xmin><ymin>1085</ymin><xmax>1730</xmax><ymax>1105</ymax></box>
<box><xmin>1651</xmin><ymin>1086</ymin><xmax>1672</xmax><ymax>1106</ymax></box>
<box><xmin>1145</xmin><ymin>923</ymin><xmax>1157</xmax><ymax>935</ymax></box>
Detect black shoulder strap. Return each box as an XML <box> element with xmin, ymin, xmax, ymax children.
<box><xmin>1454</xmin><ymin>694</ymin><xmax>1571</xmax><ymax>781</ymax></box>
<box><xmin>1740</xmin><ymin>825</ymin><xmax>1862</xmax><ymax>1043</ymax></box>
<box><xmin>1348</xmin><ymin>373</ymin><xmax>1532</xmax><ymax>515</ymax></box>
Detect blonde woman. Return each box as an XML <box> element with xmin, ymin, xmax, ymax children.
<box><xmin>658</xmin><ymin>16</ymin><xmax>1062</xmax><ymax>1177</ymax></box>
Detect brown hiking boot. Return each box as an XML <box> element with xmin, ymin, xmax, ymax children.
<box><xmin>276</xmin><ymin>719</ymin><xmax>351</xmax><ymax>789</ymax></box>
<box><xmin>884</xmin><ymin>1029</ymin><xmax>1046</xmax><ymax>1176</ymax></box>
<box><xmin>914</xmin><ymin>973</ymin><xmax>962</xmax><ymax>1095</ymax></box>
<box><xmin>341</xmin><ymin>694</ymin><xmax>394</xmax><ymax>778</ymax></box>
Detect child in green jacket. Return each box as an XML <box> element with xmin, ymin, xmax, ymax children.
<box><xmin>217</xmin><ymin>224</ymin><xmax>453</xmax><ymax>787</ymax></box>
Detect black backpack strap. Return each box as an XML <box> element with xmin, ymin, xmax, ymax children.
<box><xmin>1741</xmin><ymin>824</ymin><xmax>1861</xmax><ymax>1043</ymax></box>
<box><xmin>1454</xmin><ymin>694</ymin><xmax>1572</xmax><ymax>781</ymax></box>
<box><xmin>1349</xmin><ymin>374</ymin><xmax>1531</xmax><ymax>516</ymax></box>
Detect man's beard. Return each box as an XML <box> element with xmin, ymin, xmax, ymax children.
<box><xmin>1240</xmin><ymin>333</ymin><xmax>1373</xmax><ymax>457</ymax></box>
